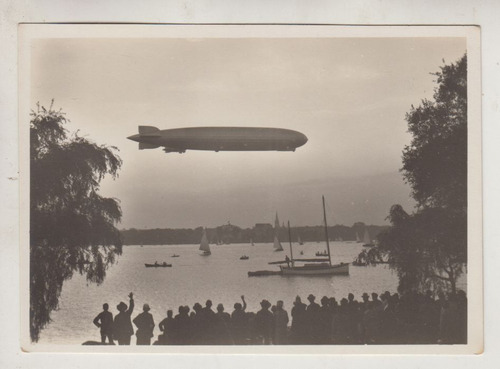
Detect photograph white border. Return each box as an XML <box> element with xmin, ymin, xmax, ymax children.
<box><xmin>18</xmin><ymin>24</ymin><xmax>482</xmax><ymax>355</ymax></box>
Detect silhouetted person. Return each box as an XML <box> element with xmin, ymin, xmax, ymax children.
<box><xmin>363</xmin><ymin>293</ymin><xmax>383</xmax><ymax>344</ymax></box>
<box><xmin>93</xmin><ymin>303</ymin><xmax>114</xmax><ymax>344</ymax></box>
<box><xmin>273</xmin><ymin>300</ymin><xmax>289</xmax><ymax>344</ymax></box>
<box><xmin>358</xmin><ymin>293</ymin><xmax>370</xmax><ymax>343</ymax></box>
<box><xmin>190</xmin><ymin>302</ymin><xmax>204</xmax><ymax>344</ymax></box>
<box><xmin>318</xmin><ymin>296</ymin><xmax>332</xmax><ymax>343</ymax></box>
<box><xmin>158</xmin><ymin>310</ymin><xmax>175</xmax><ymax>345</ymax></box>
<box><xmin>231</xmin><ymin>295</ymin><xmax>247</xmax><ymax>344</ymax></box>
<box><xmin>255</xmin><ymin>299</ymin><xmax>273</xmax><ymax>344</ymax></box>
<box><xmin>418</xmin><ymin>290</ymin><xmax>436</xmax><ymax>343</ymax></box>
<box><xmin>113</xmin><ymin>292</ymin><xmax>135</xmax><ymax>345</ymax></box>
<box><xmin>174</xmin><ymin>306</ymin><xmax>191</xmax><ymax>345</ymax></box>
<box><xmin>201</xmin><ymin>299</ymin><xmax>216</xmax><ymax>344</ymax></box>
<box><xmin>285</xmin><ymin>255</ymin><xmax>291</xmax><ymax>267</ymax></box>
<box><xmin>133</xmin><ymin>303</ymin><xmax>155</xmax><ymax>345</ymax></box>
<box><xmin>291</xmin><ymin>296</ymin><xmax>307</xmax><ymax>344</ymax></box>
<box><xmin>379</xmin><ymin>291</ymin><xmax>396</xmax><ymax>344</ymax></box>
<box><xmin>246</xmin><ymin>311</ymin><xmax>258</xmax><ymax>344</ymax></box>
<box><xmin>306</xmin><ymin>294</ymin><xmax>321</xmax><ymax>343</ymax></box>
<box><xmin>332</xmin><ymin>298</ymin><xmax>351</xmax><ymax>344</ymax></box>
<box><xmin>214</xmin><ymin>303</ymin><xmax>233</xmax><ymax>344</ymax></box>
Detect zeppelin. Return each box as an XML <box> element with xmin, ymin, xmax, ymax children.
<box><xmin>127</xmin><ymin>126</ymin><xmax>308</xmax><ymax>153</ymax></box>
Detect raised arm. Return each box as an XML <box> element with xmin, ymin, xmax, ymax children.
<box><xmin>127</xmin><ymin>292</ymin><xmax>135</xmax><ymax>315</ymax></box>
<box><xmin>241</xmin><ymin>295</ymin><xmax>247</xmax><ymax>311</ymax></box>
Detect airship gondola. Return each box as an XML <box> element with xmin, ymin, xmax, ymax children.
<box><xmin>127</xmin><ymin>126</ymin><xmax>308</xmax><ymax>154</ymax></box>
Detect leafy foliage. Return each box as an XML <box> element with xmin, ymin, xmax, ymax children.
<box><xmin>30</xmin><ymin>101</ymin><xmax>123</xmax><ymax>342</ymax></box>
<box><xmin>362</xmin><ymin>55</ymin><xmax>467</xmax><ymax>294</ymax></box>
<box><xmin>402</xmin><ymin>55</ymin><xmax>467</xmax><ymax>211</ymax></box>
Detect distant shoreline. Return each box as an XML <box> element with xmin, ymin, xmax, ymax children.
<box><xmin>120</xmin><ymin>223</ymin><xmax>388</xmax><ymax>246</ymax></box>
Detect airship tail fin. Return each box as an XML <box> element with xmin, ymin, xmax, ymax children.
<box><xmin>138</xmin><ymin>126</ymin><xmax>160</xmax><ymax>136</ymax></box>
<box><xmin>139</xmin><ymin>142</ymin><xmax>160</xmax><ymax>150</ymax></box>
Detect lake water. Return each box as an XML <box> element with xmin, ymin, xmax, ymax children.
<box><xmin>38</xmin><ymin>242</ymin><xmax>401</xmax><ymax>344</ymax></box>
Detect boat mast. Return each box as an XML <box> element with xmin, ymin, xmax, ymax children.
<box><xmin>287</xmin><ymin>221</ymin><xmax>294</xmax><ymax>261</ymax></box>
<box><xmin>322</xmin><ymin>196</ymin><xmax>332</xmax><ymax>266</ymax></box>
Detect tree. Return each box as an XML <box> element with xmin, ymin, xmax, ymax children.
<box><xmin>30</xmin><ymin>101</ymin><xmax>123</xmax><ymax>342</ymax></box>
<box><xmin>402</xmin><ymin>55</ymin><xmax>467</xmax><ymax>212</ymax></box>
<box><xmin>362</xmin><ymin>55</ymin><xmax>467</xmax><ymax>295</ymax></box>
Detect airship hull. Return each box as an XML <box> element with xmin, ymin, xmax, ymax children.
<box><xmin>128</xmin><ymin>126</ymin><xmax>308</xmax><ymax>153</ymax></box>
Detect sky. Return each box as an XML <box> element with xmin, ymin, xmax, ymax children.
<box><xmin>30</xmin><ymin>34</ymin><xmax>466</xmax><ymax>229</ymax></box>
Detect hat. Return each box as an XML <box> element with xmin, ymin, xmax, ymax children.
<box><xmin>117</xmin><ymin>302</ymin><xmax>127</xmax><ymax>312</ymax></box>
<box><xmin>307</xmin><ymin>294</ymin><xmax>316</xmax><ymax>301</ymax></box>
<box><xmin>260</xmin><ymin>299</ymin><xmax>271</xmax><ymax>308</ymax></box>
<box><xmin>362</xmin><ymin>293</ymin><xmax>369</xmax><ymax>298</ymax></box>
<box><xmin>143</xmin><ymin>303</ymin><xmax>150</xmax><ymax>311</ymax></box>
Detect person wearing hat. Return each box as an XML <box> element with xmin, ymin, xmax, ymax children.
<box><xmin>291</xmin><ymin>296</ymin><xmax>307</xmax><ymax>344</ymax></box>
<box><xmin>133</xmin><ymin>303</ymin><xmax>155</xmax><ymax>345</ymax></box>
<box><xmin>318</xmin><ymin>296</ymin><xmax>332</xmax><ymax>344</ymax></box>
<box><xmin>190</xmin><ymin>302</ymin><xmax>204</xmax><ymax>344</ymax></box>
<box><xmin>93</xmin><ymin>303</ymin><xmax>114</xmax><ymax>344</ymax></box>
<box><xmin>230</xmin><ymin>295</ymin><xmax>247</xmax><ymax>345</ymax></box>
<box><xmin>255</xmin><ymin>299</ymin><xmax>273</xmax><ymax>344</ymax></box>
<box><xmin>214</xmin><ymin>303</ymin><xmax>232</xmax><ymax>345</ymax></box>
<box><xmin>113</xmin><ymin>292</ymin><xmax>135</xmax><ymax>345</ymax></box>
<box><xmin>273</xmin><ymin>300</ymin><xmax>289</xmax><ymax>345</ymax></box>
<box><xmin>306</xmin><ymin>294</ymin><xmax>321</xmax><ymax>343</ymax></box>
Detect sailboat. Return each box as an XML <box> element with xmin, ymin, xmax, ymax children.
<box><xmin>270</xmin><ymin>196</ymin><xmax>349</xmax><ymax>276</ymax></box>
<box><xmin>297</xmin><ymin>235</ymin><xmax>304</xmax><ymax>245</ymax></box>
<box><xmin>362</xmin><ymin>228</ymin><xmax>374</xmax><ymax>247</ymax></box>
<box><xmin>273</xmin><ymin>213</ymin><xmax>284</xmax><ymax>252</ymax></box>
<box><xmin>356</xmin><ymin>232</ymin><xmax>362</xmax><ymax>243</ymax></box>
<box><xmin>199</xmin><ymin>228</ymin><xmax>211</xmax><ymax>255</ymax></box>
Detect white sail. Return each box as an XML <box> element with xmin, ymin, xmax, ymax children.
<box><xmin>356</xmin><ymin>232</ymin><xmax>361</xmax><ymax>242</ymax></box>
<box><xmin>363</xmin><ymin>229</ymin><xmax>371</xmax><ymax>244</ymax></box>
<box><xmin>273</xmin><ymin>235</ymin><xmax>283</xmax><ymax>251</ymax></box>
<box><xmin>199</xmin><ymin>228</ymin><xmax>211</xmax><ymax>254</ymax></box>
<box><xmin>273</xmin><ymin>213</ymin><xmax>283</xmax><ymax>251</ymax></box>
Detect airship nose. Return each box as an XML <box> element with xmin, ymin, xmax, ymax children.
<box><xmin>297</xmin><ymin>132</ymin><xmax>308</xmax><ymax>147</ymax></box>
<box><xmin>127</xmin><ymin>134</ymin><xmax>140</xmax><ymax>142</ymax></box>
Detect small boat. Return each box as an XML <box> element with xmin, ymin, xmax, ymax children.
<box><xmin>200</xmin><ymin>228</ymin><xmax>211</xmax><ymax>255</ymax></box>
<box><xmin>300</xmin><ymin>251</ymin><xmax>304</xmax><ymax>255</ymax></box>
<box><xmin>145</xmin><ymin>262</ymin><xmax>172</xmax><ymax>268</ymax></box>
<box><xmin>171</xmin><ymin>254</ymin><xmax>180</xmax><ymax>258</ymax></box>
<box><xmin>352</xmin><ymin>260</ymin><xmax>367</xmax><ymax>267</ymax></box>
<box><xmin>248</xmin><ymin>270</ymin><xmax>282</xmax><ymax>277</ymax></box>
<box><xmin>273</xmin><ymin>212</ymin><xmax>284</xmax><ymax>252</ymax></box>
<box><xmin>298</xmin><ymin>235</ymin><xmax>304</xmax><ymax>245</ymax></box>
<box><xmin>240</xmin><ymin>255</ymin><xmax>249</xmax><ymax>260</ymax></box>
<box><xmin>315</xmin><ymin>250</ymin><xmax>328</xmax><ymax>257</ymax></box>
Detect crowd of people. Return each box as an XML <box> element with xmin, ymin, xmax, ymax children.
<box><xmin>92</xmin><ymin>290</ymin><xmax>467</xmax><ymax>345</ymax></box>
